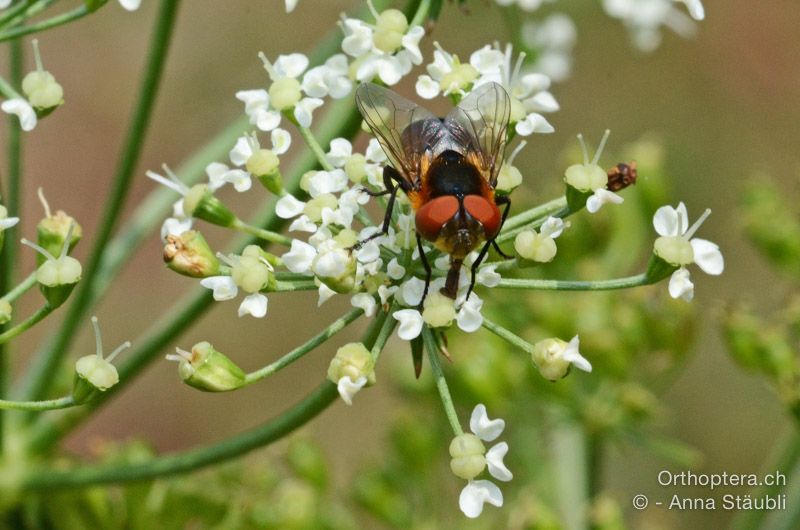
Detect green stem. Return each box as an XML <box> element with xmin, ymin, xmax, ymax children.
<box><xmin>498</xmin><ymin>196</ymin><xmax>567</xmax><ymax>235</ymax></box>
<box><xmin>19</xmin><ymin>0</ymin><xmax>181</xmax><ymax>404</ymax></box>
<box><xmin>295</xmin><ymin>124</ymin><xmax>334</xmax><ymax>171</ymax></box>
<box><xmin>0</xmin><ymin>4</ymin><xmax>93</xmax><ymax>43</ymax></box>
<box><xmin>481</xmin><ymin>317</ymin><xmax>533</xmax><ymax>353</ymax></box>
<box><xmin>243</xmin><ymin>308</ymin><xmax>363</xmax><ymax>385</ymax></box>
<box><xmin>0</xmin><ymin>72</ymin><xmax>22</xmax><ymax>100</ymax></box>
<box><xmin>1</xmin><ymin>271</ymin><xmax>36</xmax><ymax>303</ymax></box>
<box><xmin>423</xmin><ymin>327</ymin><xmax>462</xmax><ymax>436</ymax></box>
<box><xmin>0</xmin><ymin>304</ymin><xmax>53</xmax><ymax>344</ymax></box>
<box><xmin>0</xmin><ymin>0</ymin><xmax>57</xmax><ymax>30</ymax></box>
<box><xmin>408</xmin><ymin>0</ymin><xmax>431</xmax><ymax>26</ymax></box>
<box><xmin>730</xmin><ymin>428</ymin><xmax>800</xmax><ymax>530</ymax></box>
<box><xmin>22</xmin><ymin>304</ymin><xmax>390</xmax><ymax>490</ymax></box>
<box><xmin>496</xmin><ymin>201</ymin><xmax>570</xmax><ymax>245</ymax></box>
<box><xmin>0</xmin><ymin>396</ymin><xmax>74</xmax><ymax>411</ymax></box>
<box><xmin>496</xmin><ymin>273</ymin><xmax>650</xmax><ymax>291</ymax></box>
<box><xmin>231</xmin><ymin>218</ymin><xmax>292</xmax><ymax>246</ymax></box>
<box><xmin>270</xmin><ymin>280</ymin><xmax>317</xmax><ymax>293</ymax></box>
<box><xmin>371</xmin><ymin>302</ymin><xmax>397</xmax><ymax>362</ymax></box>
<box><xmin>0</xmin><ymin>0</ymin><xmax>41</xmax><ymax>29</ymax></box>
<box><xmin>0</xmin><ymin>37</ymin><xmax>23</xmax><ymax>452</ymax></box>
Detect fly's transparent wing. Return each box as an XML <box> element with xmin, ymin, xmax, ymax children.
<box><xmin>355</xmin><ymin>83</ymin><xmax>439</xmax><ymax>186</ymax></box>
<box><xmin>444</xmin><ymin>82</ymin><xmax>511</xmax><ymax>187</ymax></box>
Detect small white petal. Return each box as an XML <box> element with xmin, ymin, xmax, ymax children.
<box><xmin>515</xmin><ymin>113</ymin><xmax>554</xmax><ymax>135</ymax></box>
<box><xmin>668</xmin><ymin>267</ymin><xmax>694</xmax><ymax>301</ymax></box>
<box><xmin>271</xmin><ymin>128</ymin><xmax>292</xmax><ymax>155</ymax></box>
<box><xmin>289</xmin><ymin>215</ymin><xmax>318</xmax><ymax>233</ymax></box>
<box><xmin>255</xmin><ymin>109</ymin><xmax>282</xmax><ymax>132</ymax></box>
<box><xmin>562</xmin><ymin>335</ymin><xmax>592</xmax><ymax>372</ymax></box>
<box><xmin>274</xmin><ymin>53</ymin><xmax>309</xmax><ymax>79</ymax></box>
<box><xmin>275</xmin><ymin>194</ymin><xmax>306</xmax><ymax>219</ymax></box>
<box><xmin>0</xmin><ymin>216</ymin><xmax>19</xmax><ymax>230</ymax></box>
<box><xmin>399</xmin><ymin>277</ymin><xmax>426</xmax><ymax>307</ymax></box>
<box><xmin>387</xmin><ymin>258</ymin><xmax>406</xmax><ymax>280</ymax></box>
<box><xmin>469</xmin><ymin>46</ymin><xmax>505</xmax><ymax>74</ymax></box>
<box><xmin>293</xmin><ymin>97</ymin><xmax>324</xmax><ymax>128</ymax></box>
<box><xmin>160</xmin><ymin>217</ymin><xmax>192</xmax><ymax>241</ymax></box>
<box><xmin>205</xmin><ymin>162</ymin><xmax>231</xmax><ymax>189</ymax></box>
<box><xmin>653</xmin><ymin>204</ymin><xmax>682</xmax><ymax>236</ymax></box>
<box><xmin>118</xmin><ymin>0</ymin><xmax>141</xmax><ymax>10</ymax></box>
<box><xmin>318</xmin><ymin>283</ymin><xmax>337</xmax><ymax>306</ymax></box>
<box><xmin>486</xmin><ymin>442</ymin><xmax>513</xmax><ymax>482</ymax></box>
<box><xmin>200</xmin><ymin>276</ymin><xmax>238</xmax><ymax>301</ymax></box>
<box><xmin>526</xmin><ymin>91</ymin><xmax>560</xmax><ymax>113</ymax></box>
<box><xmin>459</xmin><ymin>480</ymin><xmax>503</xmax><ymax>518</ymax></box>
<box><xmin>470</xmin><ymin>404</ymin><xmax>505</xmax><ymax>441</ymax></box>
<box><xmin>341</xmin><ymin>19</ymin><xmax>373</xmax><ymax>57</ymax></box>
<box><xmin>224</xmin><ymin>169</ymin><xmax>253</xmax><ymax>192</ymax></box>
<box><xmin>378</xmin><ymin>284</ymin><xmax>398</xmax><ymax>305</ymax></box>
<box><xmin>539</xmin><ymin>216</ymin><xmax>567</xmax><ymax>238</ymax></box>
<box><xmin>456</xmin><ymin>294</ymin><xmax>484</xmax><ymax>333</ymax></box>
<box><xmin>680</xmin><ymin>0</ymin><xmax>705</xmax><ymax>20</ymax></box>
<box><xmin>1</xmin><ymin>98</ymin><xmax>36</xmax><ymax>131</ymax></box>
<box><xmin>393</xmin><ymin>309</ymin><xmax>424</xmax><ymax>341</ymax></box>
<box><xmin>282</xmin><ymin>240</ymin><xmax>317</xmax><ymax>273</ymax></box>
<box><xmin>415</xmin><ymin>75</ymin><xmax>440</xmax><ymax>99</ymax></box>
<box><xmin>586</xmin><ymin>188</ymin><xmax>624</xmax><ymax>213</ymax></box>
<box><xmin>476</xmin><ymin>265</ymin><xmax>501</xmax><ymax>288</ymax></box>
<box><xmin>337</xmin><ymin>375</ymin><xmax>367</xmax><ymax>406</ymax></box>
<box><xmin>238</xmin><ymin>293</ymin><xmax>268</xmax><ymax>318</ymax></box>
<box><xmin>401</xmin><ymin>26</ymin><xmax>425</xmax><ymax>64</ymax></box>
<box><xmin>285</xmin><ymin>0</ymin><xmax>298</xmax><ymax>13</ymax></box>
<box><xmin>351</xmin><ymin>292</ymin><xmax>377</xmax><ymax>317</ymax></box>
<box><xmin>690</xmin><ymin>238</ymin><xmax>724</xmax><ymax>275</ymax></box>
<box><xmin>229</xmin><ymin>136</ymin><xmax>253</xmax><ymax>167</ymax></box>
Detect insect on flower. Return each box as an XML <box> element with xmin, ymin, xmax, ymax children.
<box><xmin>355</xmin><ymin>81</ymin><xmax>512</xmax><ymax>304</ymax></box>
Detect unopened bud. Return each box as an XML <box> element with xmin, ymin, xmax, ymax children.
<box><xmin>422</xmin><ymin>291</ymin><xmax>456</xmax><ymax>328</ymax></box>
<box><xmin>72</xmin><ymin>316</ymin><xmax>129</xmax><ymax>404</ymax></box>
<box><xmin>269</xmin><ymin>77</ymin><xmax>302</xmax><ymax>111</ymax></box>
<box><xmin>22</xmin><ymin>222</ymin><xmax>81</xmax><ymax>307</ymax></box>
<box><xmin>166</xmin><ymin>341</ymin><xmax>246</xmax><ymax>392</ymax></box>
<box><xmin>163</xmin><ymin>230</ymin><xmax>220</xmax><ymax>277</ymax></box>
<box><xmin>449</xmin><ymin>433</ymin><xmax>486</xmax><ymax>480</ymax></box>
<box><xmin>247</xmin><ymin>149</ymin><xmax>284</xmax><ymax>195</ymax></box>
<box><xmin>531</xmin><ymin>335</ymin><xmax>591</xmax><ymax>381</ymax></box>
<box><xmin>514</xmin><ymin>230</ymin><xmax>557</xmax><ymax>263</ymax></box>
<box><xmin>231</xmin><ymin>245</ymin><xmax>276</xmax><ymax>293</ymax></box>
<box><xmin>22</xmin><ymin>40</ymin><xmax>64</xmax><ymax>112</ymax></box>
<box><xmin>183</xmin><ymin>184</ymin><xmax>236</xmax><ymax>227</ymax></box>
<box><xmin>327</xmin><ymin>342</ymin><xmax>375</xmax><ymax>405</ymax></box>
<box><xmin>36</xmin><ymin>188</ymin><xmax>81</xmax><ymax>266</ymax></box>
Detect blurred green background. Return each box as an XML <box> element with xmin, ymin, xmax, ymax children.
<box><xmin>3</xmin><ymin>0</ymin><xmax>799</xmax><ymax>528</ymax></box>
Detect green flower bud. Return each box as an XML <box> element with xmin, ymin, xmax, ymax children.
<box><xmin>167</xmin><ymin>341</ymin><xmax>246</xmax><ymax>392</ymax></box>
<box><xmin>531</xmin><ymin>336</ymin><xmax>591</xmax><ymax>381</ymax></box>
<box><xmin>495</xmin><ymin>163</ymin><xmax>522</xmax><ymax>194</ymax></box>
<box><xmin>247</xmin><ymin>149</ymin><xmax>283</xmax><ymax>195</ymax></box>
<box><xmin>302</xmin><ymin>192</ymin><xmax>338</xmax><ymax>223</ymax></box>
<box><xmin>449</xmin><ymin>433</ymin><xmax>486</xmax><ymax>480</ymax></box>
<box><xmin>269</xmin><ymin>78</ymin><xmax>302</xmax><ymax>111</ymax></box>
<box><xmin>333</xmin><ymin>228</ymin><xmax>358</xmax><ymax>249</ymax></box>
<box><xmin>22</xmin><ymin>223</ymin><xmax>82</xmax><ymax>307</ymax></box>
<box><xmin>183</xmin><ymin>184</ymin><xmax>236</xmax><ymax>227</ymax></box>
<box><xmin>373</xmin><ymin>9</ymin><xmax>408</xmax><ymax>53</ymax></box>
<box><xmin>72</xmin><ymin>316</ymin><xmax>129</xmax><ymax>404</ymax></box>
<box><xmin>0</xmin><ymin>299</ymin><xmax>12</xmax><ymax>325</ymax></box>
<box><xmin>344</xmin><ymin>153</ymin><xmax>367</xmax><ymax>184</ymax></box>
<box><xmin>327</xmin><ymin>342</ymin><xmax>376</xmax><ymax>386</ymax></box>
<box><xmin>231</xmin><ymin>245</ymin><xmax>275</xmax><ymax>293</ymax></box>
<box><xmin>163</xmin><ymin>230</ymin><xmax>220</xmax><ymax>278</ymax></box>
<box><xmin>22</xmin><ymin>40</ymin><xmax>64</xmax><ymax>111</ymax></box>
<box><xmin>35</xmin><ymin>188</ymin><xmax>81</xmax><ymax>266</ymax></box>
<box><xmin>422</xmin><ymin>291</ymin><xmax>456</xmax><ymax>328</ymax></box>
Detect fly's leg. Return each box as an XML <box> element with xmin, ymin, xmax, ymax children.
<box><xmin>466</xmin><ymin>196</ymin><xmax>513</xmax><ymax>300</ymax></box>
<box><xmin>353</xmin><ymin>166</ymin><xmax>409</xmax><ymax>250</ymax></box>
<box><xmin>416</xmin><ymin>232</ymin><xmax>432</xmax><ymax>309</ymax></box>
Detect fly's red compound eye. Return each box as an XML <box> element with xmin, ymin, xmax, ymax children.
<box><xmin>415</xmin><ymin>195</ymin><xmax>459</xmax><ymax>241</ymax></box>
<box><xmin>463</xmin><ymin>195</ymin><xmax>501</xmax><ymax>238</ymax></box>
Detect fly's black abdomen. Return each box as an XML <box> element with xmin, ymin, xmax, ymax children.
<box><xmin>427</xmin><ymin>150</ymin><xmax>484</xmax><ymax>198</ymax></box>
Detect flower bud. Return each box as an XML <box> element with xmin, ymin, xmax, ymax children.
<box><xmin>247</xmin><ymin>149</ymin><xmax>284</xmax><ymax>195</ymax></box>
<box><xmin>564</xmin><ymin>131</ymin><xmax>611</xmax><ymax>211</ymax></box>
<box><xmin>531</xmin><ymin>335</ymin><xmax>591</xmax><ymax>381</ymax></box>
<box><xmin>514</xmin><ymin>230</ymin><xmax>557</xmax><ymax>263</ymax></box>
<box><xmin>496</xmin><ymin>163</ymin><xmax>522</xmax><ymax>194</ymax></box>
<box><xmin>0</xmin><ymin>299</ymin><xmax>12</xmax><ymax>325</ymax></box>
<box><xmin>183</xmin><ymin>184</ymin><xmax>236</xmax><ymax>227</ymax></box>
<box><xmin>449</xmin><ymin>433</ymin><xmax>486</xmax><ymax>480</ymax></box>
<box><xmin>269</xmin><ymin>78</ymin><xmax>302</xmax><ymax>111</ymax></box>
<box><xmin>22</xmin><ymin>40</ymin><xmax>64</xmax><ymax>112</ymax></box>
<box><xmin>344</xmin><ymin>153</ymin><xmax>367</xmax><ymax>184</ymax></box>
<box><xmin>22</xmin><ymin>223</ymin><xmax>81</xmax><ymax>307</ymax></box>
<box><xmin>231</xmin><ymin>245</ymin><xmax>276</xmax><ymax>293</ymax></box>
<box><xmin>163</xmin><ymin>230</ymin><xmax>220</xmax><ymax>277</ymax></box>
<box><xmin>422</xmin><ymin>291</ymin><xmax>456</xmax><ymax>328</ymax></box>
<box><xmin>166</xmin><ymin>341</ymin><xmax>246</xmax><ymax>392</ymax></box>
<box><xmin>35</xmin><ymin>188</ymin><xmax>81</xmax><ymax>266</ymax></box>
<box><xmin>312</xmin><ymin>245</ymin><xmax>357</xmax><ymax>294</ymax></box>
<box><xmin>327</xmin><ymin>342</ymin><xmax>375</xmax><ymax>405</ymax></box>
<box><xmin>72</xmin><ymin>316</ymin><xmax>129</xmax><ymax>404</ymax></box>
<box><xmin>302</xmin><ymin>193</ymin><xmax>338</xmax><ymax>223</ymax></box>
<box><xmin>373</xmin><ymin>9</ymin><xmax>408</xmax><ymax>53</ymax></box>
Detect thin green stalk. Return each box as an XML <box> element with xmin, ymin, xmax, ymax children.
<box><xmin>482</xmin><ymin>317</ymin><xmax>533</xmax><ymax>353</ymax></box>
<box><xmin>731</xmin><ymin>429</ymin><xmax>800</xmax><ymax>530</ymax></box>
<box><xmin>0</xmin><ymin>0</ymin><xmax>57</xmax><ymax>30</ymax></box>
<box><xmin>231</xmin><ymin>218</ymin><xmax>292</xmax><ymax>246</ymax></box>
<box><xmin>0</xmin><ymin>36</ymin><xmax>23</xmax><ymax>451</ymax></box>
<box><xmin>0</xmin><ymin>72</ymin><xmax>22</xmax><ymax>100</ymax></box>
<box><xmin>496</xmin><ymin>273</ymin><xmax>650</xmax><ymax>291</ymax></box>
<box><xmin>295</xmin><ymin>124</ymin><xmax>334</xmax><ymax>172</ymax></box>
<box><xmin>0</xmin><ymin>304</ymin><xmax>53</xmax><ymax>344</ymax></box>
<box><xmin>20</xmin><ymin>0</ymin><xmax>181</xmax><ymax>404</ymax></box>
<box><xmin>22</xmin><ymin>304</ymin><xmax>390</xmax><ymax>490</ymax></box>
<box><xmin>498</xmin><ymin>196</ymin><xmax>567</xmax><ymax>235</ymax></box>
<box><xmin>0</xmin><ymin>4</ymin><xmax>93</xmax><ymax>43</ymax></box>
<box><xmin>423</xmin><ymin>327</ymin><xmax>462</xmax><ymax>436</ymax></box>
<box><xmin>1</xmin><ymin>271</ymin><xmax>36</xmax><ymax>303</ymax></box>
<box><xmin>408</xmin><ymin>0</ymin><xmax>431</xmax><ymax>27</ymax></box>
<box><xmin>0</xmin><ymin>396</ymin><xmax>74</xmax><ymax>411</ymax></box>
<box><xmin>371</xmin><ymin>302</ymin><xmax>398</xmax><ymax>362</ymax></box>
<box><xmin>271</xmin><ymin>280</ymin><xmax>317</xmax><ymax>292</ymax></box>
<box><xmin>243</xmin><ymin>308</ymin><xmax>363</xmax><ymax>385</ymax></box>
<box><xmin>0</xmin><ymin>0</ymin><xmax>40</xmax><ymax>29</ymax></box>
<box><xmin>496</xmin><ymin>202</ymin><xmax>570</xmax><ymax>245</ymax></box>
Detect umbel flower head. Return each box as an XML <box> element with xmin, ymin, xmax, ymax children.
<box><xmin>72</xmin><ymin>316</ymin><xmax>130</xmax><ymax>404</ymax></box>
